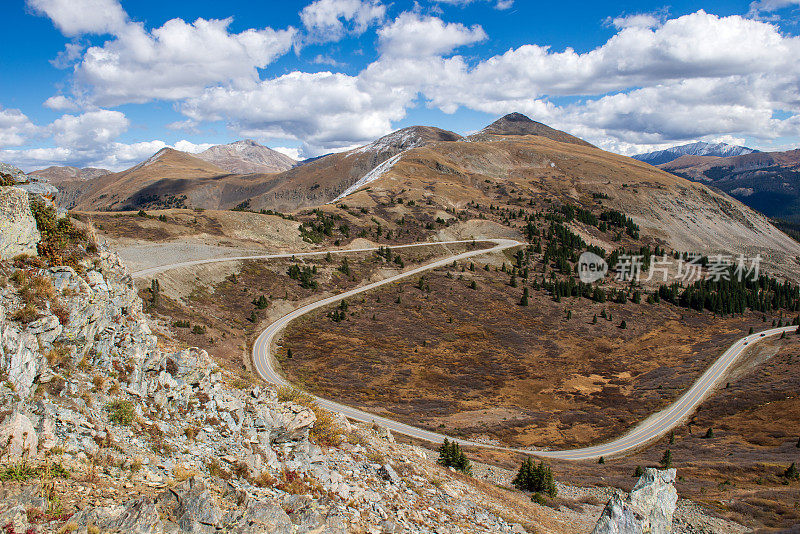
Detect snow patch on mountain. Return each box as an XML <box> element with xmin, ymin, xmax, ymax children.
<box><xmin>633</xmin><ymin>142</ymin><xmax>758</xmax><ymax>166</ymax></box>
<box><xmin>332</xmin><ymin>153</ymin><xmax>402</xmax><ymax>202</ymax></box>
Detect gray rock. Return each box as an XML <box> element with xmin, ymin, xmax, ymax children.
<box><xmin>0</xmin><ymin>411</ymin><xmax>38</xmax><ymax>459</ymax></box>
<box><xmin>158</xmin><ymin>477</ymin><xmax>223</xmax><ymax>532</ymax></box>
<box><xmin>379</xmin><ymin>463</ymin><xmax>401</xmax><ymax>485</ymax></box>
<box><xmin>592</xmin><ymin>468</ymin><xmax>678</xmax><ymax>534</ymax></box>
<box><xmin>226</xmin><ymin>496</ymin><xmax>294</xmax><ymax>534</ymax></box>
<box><xmin>0</xmin><ymin>187</ymin><xmax>40</xmax><ymax>259</ymax></box>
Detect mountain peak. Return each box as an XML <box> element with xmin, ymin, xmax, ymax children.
<box><xmin>196</xmin><ymin>140</ymin><xmax>296</xmax><ymax>174</ymax></box>
<box><xmin>633</xmin><ymin>141</ymin><xmax>759</xmax><ymax>166</ymax></box>
<box><xmin>479</xmin><ymin>112</ymin><xmax>594</xmax><ymax>147</ymax></box>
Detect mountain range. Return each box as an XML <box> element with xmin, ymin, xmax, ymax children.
<box><xmin>39</xmin><ymin>113</ymin><xmax>800</xmax><ymax>279</ymax></box>
<box><xmin>659</xmin><ymin>148</ymin><xmax>800</xmax><ymax>222</ymax></box>
<box><xmin>633</xmin><ymin>141</ymin><xmax>758</xmax><ymax>166</ymax></box>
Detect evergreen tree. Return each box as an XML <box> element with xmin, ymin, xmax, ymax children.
<box><xmin>286</xmin><ymin>348</ymin><xmax>293</xmax><ymax>359</ymax></box>
<box><xmin>520</xmin><ymin>287</ymin><xmax>529</xmax><ymax>306</ymax></box>
<box><xmin>598</xmin><ymin>456</ymin><xmax>605</xmax><ymax>464</ymax></box>
<box><xmin>338</xmin><ymin>257</ymin><xmax>351</xmax><ymax>275</ymax></box>
<box><xmin>748</xmin><ymin>327</ymin><xmax>754</xmax><ymax>335</ymax></box>
<box><xmin>785</xmin><ymin>462</ymin><xmax>799</xmax><ymax>480</ymax></box>
<box><xmin>592</xmin><ymin>314</ymin><xmax>598</xmax><ymax>324</ymax></box>
<box><xmin>668</xmin><ymin>431</ymin><xmax>675</xmax><ymax>445</ymax></box>
<box><xmin>510</xmin><ymin>275</ymin><xmax>517</xmax><ymax>288</ymax></box>
<box><xmin>634</xmin><ymin>465</ymin><xmax>644</xmax><ymax>477</ymax></box>
<box><xmin>512</xmin><ymin>458</ymin><xmax>557</xmax><ymax>498</ymax></box>
<box><xmin>660</xmin><ymin>449</ymin><xmax>673</xmax><ymax>469</ymax></box>
<box><xmin>619</xmin><ymin>319</ymin><xmax>627</xmax><ymax>329</ymax></box>
<box><xmin>704</xmin><ymin>427</ymin><xmax>714</xmax><ymax>439</ymax></box>
<box><xmin>437</xmin><ymin>439</ymin><xmax>471</xmax><ymax>475</ymax></box>
<box><xmin>470</xmin><ymin>280</ymin><xmax>477</xmax><ymax>290</ymax></box>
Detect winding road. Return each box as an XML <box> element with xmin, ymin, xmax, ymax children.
<box><xmin>133</xmin><ymin>238</ymin><xmax>797</xmax><ymax>460</ymax></box>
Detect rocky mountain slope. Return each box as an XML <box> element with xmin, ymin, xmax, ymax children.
<box><xmin>476</xmin><ymin>112</ymin><xmax>594</xmax><ymax>147</ymax></box>
<box><xmin>28</xmin><ymin>166</ymin><xmax>110</xmax><ymax>184</ymax></box>
<box><xmin>660</xmin><ymin>148</ymin><xmax>800</xmax><ymax>222</ymax></box>
<box><xmin>195</xmin><ymin>139</ymin><xmax>296</xmax><ymax>174</ymax></box>
<box><xmin>633</xmin><ymin>141</ymin><xmax>758</xmax><ymax>166</ymax></box>
<box><xmin>329</xmin><ymin>115</ymin><xmax>800</xmax><ymax>281</ymax></box>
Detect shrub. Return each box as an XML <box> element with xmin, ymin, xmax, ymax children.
<box><xmin>191</xmin><ymin>325</ymin><xmax>206</xmax><ymax>335</ymax></box>
<box><xmin>45</xmin><ymin>344</ymin><xmax>71</xmax><ymax>369</ymax></box>
<box><xmin>11</xmin><ymin>304</ymin><xmax>39</xmax><ymax>323</ymax></box>
<box><xmin>785</xmin><ymin>462</ymin><xmax>799</xmax><ymax>480</ymax></box>
<box><xmin>172</xmin><ymin>319</ymin><xmax>190</xmax><ymax>328</ymax></box>
<box><xmin>106</xmin><ymin>400</ymin><xmax>135</xmax><ymax>425</ymax></box>
<box><xmin>276</xmin><ymin>387</ymin><xmax>342</xmax><ymax>446</ymax></box>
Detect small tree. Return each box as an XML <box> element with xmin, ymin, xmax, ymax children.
<box><xmin>512</xmin><ymin>458</ymin><xmax>557</xmax><ymax>498</ymax></box>
<box><xmin>286</xmin><ymin>348</ymin><xmax>293</xmax><ymax>359</ymax></box>
<box><xmin>748</xmin><ymin>327</ymin><xmax>754</xmax><ymax>335</ymax></box>
<box><xmin>592</xmin><ymin>314</ymin><xmax>597</xmax><ymax>324</ymax></box>
<box><xmin>437</xmin><ymin>439</ymin><xmax>471</xmax><ymax>475</ymax></box>
<box><xmin>669</xmin><ymin>431</ymin><xmax>675</xmax><ymax>445</ymax></box>
<box><xmin>704</xmin><ymin>427</ymin><xmax>714</xmax><ymax>439</ymax></box>
<box><xmin>338</xmin><ymin>257</ymin><xmax>351</xmax><ymax>276</ymax></box>
<box><xmin>619</xmin><ymin>320</ymin><xmax>627</xmax><ymax>329</ymax></box>
<box><xmin>520</xmin><ymin>287</ymin><xmax>529</xmax><ymax>306</ymax></box>
<box><xmin>598</xmin><ymin>456</ymin><xmax>605</xmax><ymax>464</ymax></box>
<box><xmin>634</xmin><ymin>465</ymin><xmax>644</xmax><ymax>477</ymax></box>
<box><xmin>470</xmin><ymin>280</ymin><xmax>477</xmax><ymax>290</ymax></box>
<box><xmin>784</xmin><ymin>462</ymin><xmax>799</xmax><ymax>480</ymax></box>
<box><xmin>660</xmin><ymin>449</ymin><xmax>673</xmax><ymax>469</ymax></box>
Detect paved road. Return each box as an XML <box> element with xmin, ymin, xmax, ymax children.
<box><xmin>132</xmin><ymin>238</ymin><xmax>796</xmax><ymax>459</ymax></box>
<box><xmin>131</xmin><ymin>239</ymin><xmax>497</xmax><ymax>278</ymax></box>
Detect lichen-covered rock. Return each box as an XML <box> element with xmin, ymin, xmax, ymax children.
<box><xmin>592</xmin><ymin>468</ymin><xmax>678</xmax><ymax>534</ymax></box>
<box><xmin>0</xmin><ymin>187</ymin><xmax>40</xmax><ymax>259</ymax></box>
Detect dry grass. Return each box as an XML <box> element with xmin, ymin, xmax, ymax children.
<box><xmin>276</xmin><ymin>386</ymin><xmax>343</xmax><ymax>446</ymax></box>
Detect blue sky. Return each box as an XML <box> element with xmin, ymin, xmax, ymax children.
<box><xmin>2</xmin><ymin>0</ymin><xmax>800</xmax><ymax>171</ymax></box>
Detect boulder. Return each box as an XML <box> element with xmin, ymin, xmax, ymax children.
<box><xmin>0</xmin><ymin>323</ymin><xmax>42</xmax><ymax>397</ymax></box>
<box><xmin>0</xmin><ymin>187</ymin><xmax>40</xmax><ymax>259</ymax></box>
<box><xmin>0</xmin><ymin>411</ymin><xmax>38</xmax><ymax>459</ymax></box>
<box><xmin>592</xmin><ymin>468</ymin><xmax>678</xmax><ymax>534</ymax></box>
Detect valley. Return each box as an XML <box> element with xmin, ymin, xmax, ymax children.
<box><xmin>4</xmin><ymin>112</ymin><xmax>800</xmax><ymax>532</ymax></box>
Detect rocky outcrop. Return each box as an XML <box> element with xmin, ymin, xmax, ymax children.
<box><xmin>0</xmin><ymin>187</ymin><xmax>40</xmax><ymax>259</ymax></box>
<box><xmin>0</xmin><ymin>411</ymin><xmax>38</xmax><ymax>459</ymax></box>
<box><xmin>592</xmin><ymin>468</ymin><xmax>678</xmax><ymax>534</ymax></box>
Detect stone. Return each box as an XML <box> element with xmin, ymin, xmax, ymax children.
<box><xmin>379</xmin><ymin>463</ymin><xmax>401</xmax><ymax>485</ymax></box>
<box><xmin>227</xmin><ymin>497</ymin><xmax>294</xmax><ymax>534</ymax></box>
<box><xmin>592</xmin><ymin>468</ymin><xmax>678</xmax><ymax>534</ymax></box>
<box><xmin>0</xmin><ymin>324</ymin><xmax>41</xmax><ymax>397</ymax></box>
<box><xmin>158</xmin><ymin>477</ymin><xmax>223</xmax><ymax>532</ymax></box>
<box><xmin>0</xmin><ymin>411</ymin><xmax>38</xmax><ymax>459</ymax></box>
<box><xmin>0</xmin><ymin>187</ymin><xmax>40</xmax><ymax>259</ymax></box>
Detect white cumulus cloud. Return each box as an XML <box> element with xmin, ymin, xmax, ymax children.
<box><xmin>377</xmin><ymin>12</ymin><xmax>487</xmax><ymax>57</ymax></box>
<box><xmin>0</xmin><ymin>108</ymin><xmax>38</xmax><ymax>147</ymax></box>
<box><xmin>300</xmin><ymin>0</ymin><xmax>385</xmax><ymax>42</ymax></box>
<box><xmin>76</xmin><ymin>19</ymin><xmax>296</xmax><ymax>105</ymax></box>
<box><xmin>27</xmin><ymin>0</ymin><xmax>127</xmax><ymax>36</ymax></box>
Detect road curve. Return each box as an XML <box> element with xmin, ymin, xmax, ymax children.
<box><xmin>131</xmin><ymin>237</ymin><xmax>797</xmax><ymax>460</ymax></box>
<box><xmin>131</xmin><ymin>239</ymin><xmax>499</xmax><ymax>278</ymax></box>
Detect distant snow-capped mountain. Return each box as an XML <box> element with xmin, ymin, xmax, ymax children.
<box><xmin>633</xmin><ymin>141</ymin><xmax>759</xmax><ymax>166</ymax></box>
<box><xmin>196</xmin><ymin>139</ymin><xmax>297</xmax><ymax>174</ymax></box>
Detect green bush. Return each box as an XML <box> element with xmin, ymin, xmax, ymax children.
<box><xmin>106</xmin><ymin>399</ymin><xmax>136</xmax><ymax>425</ymax></box>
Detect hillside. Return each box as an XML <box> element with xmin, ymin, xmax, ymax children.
<box><xmin>661</xmin><ymin>148</ymin><xmax>800</xmax><ymax>222</ymax></box>
<box><xmin>328</xmin><ymin>117</ymin><xmax>800</xmax><ymax>281</ymax></box>
<box><xmin>28</xmin><ymin>165</ymin><xmax>110</xmax><ymax>183</ymax></box>
<box><xmin>195</xmin><ymin>139</ymin><xmax>296</xmax><ymax>174</ymax></box>
<box><xmin>62</xmin><ymin>148</ymin><xmax>236</xmax><ymax>211</ymax></box>
<box><xmin>634</xmin><ymin>141</ymin><xmax>758</xmax><ymax>166</ymax></box>
<box><xmin>476</xmin><ymin>112</ymin><xmax>594</xmax><ymax>147</ymax></box>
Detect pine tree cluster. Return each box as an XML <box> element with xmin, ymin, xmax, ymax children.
<box><xmin>512</xmin><ymin>458</ymin><xmax>557</xmax><ymax>497</ymax></box>
<box><xmin>437</xmin><ymin>439</ymin><xmax>471</xmax><ymax>474</ymax></box>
